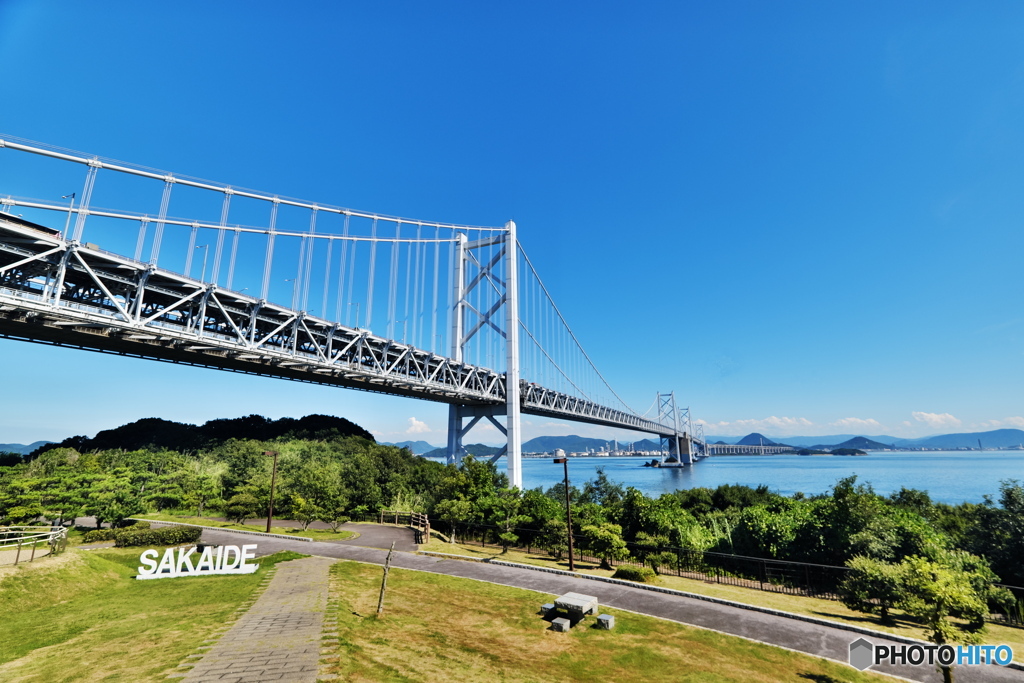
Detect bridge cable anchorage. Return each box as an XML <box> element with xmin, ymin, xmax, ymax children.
<box><xmin>0</xmin><ymin>136</ymin><xmax>704</xmax><ymax>489</ymax></box>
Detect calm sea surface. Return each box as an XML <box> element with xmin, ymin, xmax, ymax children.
<box><xmin>494</xmin><ymin>451</ymin><xmax>1024</xmax><ymax>505</ymax></box>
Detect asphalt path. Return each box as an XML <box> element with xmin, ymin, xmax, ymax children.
<box><xmin>190</xmin><ymin>526</ymin><xmax>1023</xmax><ymax>683</ymax></box>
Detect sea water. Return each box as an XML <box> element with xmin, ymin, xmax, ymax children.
<box><xmin>500</xmin><ymin>451</ymin><xmax>1024</xmax><ymax>505</ymax></box>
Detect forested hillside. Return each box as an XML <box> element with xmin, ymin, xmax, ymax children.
<box><xmin>2</xmin><ymin>414</ymin><xmax>1022</xmax><ymax>622</ymax></box>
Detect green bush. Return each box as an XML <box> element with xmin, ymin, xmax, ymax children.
<box><xmin>113</xmin><ymin>525</ymin><xmax>202</xmax><ymax>547</ymax></box>
<box><xmin>82</xmin><ymin>528</ymin><xmax>116</xmax><ymax>543</ymax></box>
<box><xmin>81</xmin><ymin>520</ymin><xmax>151</xmax><ymax>543</ymax></box>
<box><xmin>612</xmin><ymin>565</ymin><xmax>657</xmax><ymax>584</ymax></box>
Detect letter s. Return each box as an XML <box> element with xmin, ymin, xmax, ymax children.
<box><xmin>138</xmin><ymin>549</ymin><xmax>159</xmax><ymax>576</ymax></box>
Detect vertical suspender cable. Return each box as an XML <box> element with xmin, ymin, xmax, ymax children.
<box><xmin>412</xmin><ymin>223</ymin><xmax>422</xmax><ymax>347</ymax></box>
<box><xmin>322</xmin><ymin>238</ymin><xmax>333</xmax><ymax>320</ymax></box>
<box><xmin>211</xmin><ymin>191</ymin><xmax>231</xmax><ymax>285</ymax></box>
<box><xmin>388</xmin><ymin>222</ymin><xmax>401</xmax><ymax>339</ymax></box>
<box><xmin>365</xmin><ymin>217</ymin><xmax>378</xmax><ymax>330</ymax></box>
<box><xmin>149</xmin><ymin>178</ymin><xmax>174</xmax><ymax>265</ymax></box>
<box><xmin>431</xmin><ymin>226</ymin><xmax>440</xmax><ymax>354</ymax></box>
<box><xmin>227</xmin><ymin>228</ymin><xmax>240</xmax><ymax>290</ymax></box>
<box><xmin>301</xmin><ymin>208</ymin><xmax>317</xmax><ymax>311</ymax></box>
<box><xmin>344</xmin><ymin>217</ymin><xmax>357</xmax><ymax>325</ymax></box>
<box><xmin>261</xmin><ymin>200</ymin><xmax>280</xmax><ymax>301</ymax></box>
<box><xmin>335</xmin><ymin>213</ymin><xmax>350</xmax><ymax>322</ymax></box>
<box><xmin>71</xmin><ymin>163</ymin><xmax>99</xmax><ymax>243</ymax></box>
<box><xmin>134</xmin><ymin>219</ymin><xmax>149</xmax><ymax>262</ymax></box>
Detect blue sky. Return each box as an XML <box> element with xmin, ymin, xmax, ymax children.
<box><xmin>1</xmin><ymin>2</ymin><xmax>1023</xmax><ymax>445</ymax></box>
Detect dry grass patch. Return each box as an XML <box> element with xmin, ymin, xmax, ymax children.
<box><xmin>323</xmin><ymin>560</ymin><xmax>901</xmax><ymax>683</ymax></box>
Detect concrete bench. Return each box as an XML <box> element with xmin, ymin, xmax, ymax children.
<box><xmin>554</xmin><ymin>592</ymin><xmax>599</xmax><ymax>617</ymax></box>
<box><xmin>551</xmin><ymin>617</ymin><xmax>571</xmax><ymax>632</ymax></box>
<box><xmin>597</xmin><ymin>614</ymin><xmax>615</xmax><ymax>629</ymax></box>
<box><xmin>540</xmin><ymin>602</ymin><xmax>556</xmax><ymax>616</ymax></box>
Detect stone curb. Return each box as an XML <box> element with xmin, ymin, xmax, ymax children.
<box><xmin>419</xmin><ymin>550</ymin><xmax>1024</xmax><ymax>672</ymax></box>
<box><xmin>127</xmin><ymin>518</ymin><xmax>314</xmax><ymax>542</ymax></box>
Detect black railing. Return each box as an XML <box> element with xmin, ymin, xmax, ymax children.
<box><xmin>443</xmin><ymin>520</ymin><xmax>1023</xmax><ymax>624</ymax></box>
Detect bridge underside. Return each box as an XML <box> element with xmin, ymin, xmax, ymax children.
<box><xmin>0</xmin><ymin>216</ymin><xmax>677</xmax><ymax>438</ymax></box>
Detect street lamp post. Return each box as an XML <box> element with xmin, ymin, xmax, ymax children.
<box><xmin>552</xmin><ymin>457</ymin><xmax>576</xmax><ymax>571</ymax></box>
<box><xmin>264</xmin><ymin>450</ymin><xmax>279</xmax><ymax>533</ymax></box>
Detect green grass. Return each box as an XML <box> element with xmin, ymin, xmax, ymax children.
<box><xmin>135</xmin><ymin>511</ymin><xmax>355</xmax><ymax>542</ymax></box>
<box><xmin>322</xmin><ymin>560</ymin><xmax>901</xmax><ymax>682</ymax></box>
<box><xmin>0</xmin><ymin>548</ymin><xmax>305</xmax><ymax>681</ymax></box>
<box><xmin>420</xmin><ymin>539</ymin><xmax>1024</xmax><ymax>662</ymax></box>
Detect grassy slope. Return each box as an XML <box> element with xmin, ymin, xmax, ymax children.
<box><xmin>136</xmin><ymin>511</ymin><xmax>355</xmax><ymax>542</ymax></box>
<box><xmin>323</xmin><ymin>560</ymin><xmax>900</xmax><ymax>683</ymax></box>
<box><xmin>0</xmin><ymin>548</ymin><xmax>305</xmax><ymax>682</ymax></box>
<box><xmin>420</xmin><ymin>539</ymin><xmax>1024</xmax><ymax>661</ymax></box>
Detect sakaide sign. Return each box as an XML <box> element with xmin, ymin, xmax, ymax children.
<box><xmin>136</xmin><ymin>544</ymin><xmax>259</xmax><ymax>580</ymax></box>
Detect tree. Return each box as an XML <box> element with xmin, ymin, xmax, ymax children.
<box><xmin>85</xmin><ymin>476</ymin><xmax>145</xmax><ymax>528</ymax></box>
<box><xmin>487</xmin><ymin>488</ymin><xmax>531</xmax><ymax>553</ymax></box>
<box><xmin>433</xmin><ymin>498</ymin><xmax>473</xmax><ymax>543</ymax></box>
<box><xmin>537</xmin><ymin>517</ymin><xmax>569</xmax><ymax>561</ymax></box>
<box><xmin>581</xmin><ymin>523</ymin><xmax>629</xmax><ymax>570</ymax></box>
<box><xmin>900</xmin><ymin>555</ymin><xmax>991</xmax><ymax>683</ymax></box>
<box><xmin>224</xmin><ymin>492</ymin><xmax>261</xmax><ymax>524</ymax></box>
<box><xmin>840</xmin><ymin>556</ymin><xmax>907</xmax><ymax>624</ymax></box>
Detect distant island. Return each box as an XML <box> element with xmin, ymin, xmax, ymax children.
<box><xmin>7</xmin><ymin>425</ymin><xmax>1024</xmax><ymax>464</ymax></box>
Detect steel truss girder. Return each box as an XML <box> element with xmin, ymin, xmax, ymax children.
<box><xmin>0</xmin><ymin>215</ymin><xmax>689</xmax><ymax>440</ymax></box>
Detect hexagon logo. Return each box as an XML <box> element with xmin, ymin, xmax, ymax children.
<box><xmin>849</xmin><ymin>638</ymin><xmax>874</xmax><ymax>671</ymax></box>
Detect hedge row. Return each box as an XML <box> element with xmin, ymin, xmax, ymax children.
<box><xmin>82</xmin><ymin>520</ymin><xmax>151</xmax><ymax>543</ymax></box>
<box><xmin>113</xmin><ymin>525</ymin><xmax>202</xmax><ymax>547</ymax></box>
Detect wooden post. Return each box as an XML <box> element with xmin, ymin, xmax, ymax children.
<box><xmin>30</xmin><ymin>537</ymin><xmax>37</xmax><ymax>562</ymax></box>
<box><xmin>14</xmin><ymin>540</ymin><xmax>22</xmax><ymax>566</ymax></box>
<box><xmin>376</xmin><ymin>541</ymin><xmax>396</xmax><ymax>616</ymax></box>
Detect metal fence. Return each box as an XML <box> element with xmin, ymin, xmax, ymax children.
<box><xmin>444</xmin><ymin>520</ymin><xmax>1024</xmax><ymax>623</ymax></box>
<box><xmin>0</xmin><ymin>525</ymin><xmax>68</xmax><ymax>565</ymax></box>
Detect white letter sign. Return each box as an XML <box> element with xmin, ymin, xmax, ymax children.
<box><xmin>136</xmin><ymin>544</ymin><xmax>259</xmax><ymax>580</ymax></box>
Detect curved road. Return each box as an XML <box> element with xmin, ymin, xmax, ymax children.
<box><xmin>188</xmin><ymin>525</ymin><xmax>1022</xmax><ymax>683</ymax></box>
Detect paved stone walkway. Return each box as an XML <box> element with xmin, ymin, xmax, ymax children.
<box><xmin>176</xmin><ymin>556</ymin><xmax>335</xmax><ymax>683</ymax></box>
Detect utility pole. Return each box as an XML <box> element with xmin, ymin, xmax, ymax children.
<box><xmin>553</xmin><ymin>457</ymin><xmax>575</xmax><ymax>572</ymax></box>
<box><xmin>264</xmin><ymin>450</ymin><xmax>279</xmax><ymax>533</ymax></box>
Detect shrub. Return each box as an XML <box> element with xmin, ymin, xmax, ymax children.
<box><xmin>82</xmin><ymin>528</ymin><xmax>116</xmax><ymax>543</ymax></box>
<box><xmin>113</xmin><ymin>525</ymin><xmax>202</xmax><ymax>547</ymax></box>
<box><xmin>612</xmin><ymin>565</ymin><xmax>657</xmax><ymax>584</ymax></box>
<box><xmin>81</xmin><ymin>520</ymin><xmax>150</xmax><ymax>543</ymax></box>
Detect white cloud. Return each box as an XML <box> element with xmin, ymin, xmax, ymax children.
<box><xmin>1002</xmin><ymin>416</ymin><xmax>1024</xmax><ymax>428</ymax></box>
<box><xmin>698</xmin><ymin>416</ymin><xmax>813</xmax><ymax>437</ymax></box>
<box><xmin>975</xmin><ymin>416</ymin><xmax>1024</xmax><ymax>429</ymax></box>
<box><xmin>404</xmin><ymin>417</ymin><xmax>432</xmax><ymax>434</ymax></box>
<box><xmin>911</xmin><ymin>411</ymin><xmax>961</xmax><ymax>429</ymax></box>
<box><xmin>831</xmin><ymin>417</ymin><xmax>882</xmax><ymax>430</ymax></box>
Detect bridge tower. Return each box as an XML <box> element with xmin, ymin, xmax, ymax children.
<box><xmin>657</xmin><ymin>392</ymin><xmax>693</xmax><ymax>466</ymax></box>
<box><xmin>446</xmin><ymin>220</ymin><xmax>523</xmax><ymax>487</ymax></box>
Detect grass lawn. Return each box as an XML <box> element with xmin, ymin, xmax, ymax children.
<box><xmin>135</xmin><ymin>511</ymin><xmax>355</xmax><ymax>542</ymax></box>
<box><xmin>420</xmin><ymin>538</ymin><xmax>1024</xmax><ymax>662</ymax></box>
<box><xmin>322</xmin><ymin>560</ymin><xmax>901</xmax><ymax>682</ymax></box>
<box><xmin>0</xmin><ymin>547</ymin><xmax>307</xmax><ymax>681</ymax></box>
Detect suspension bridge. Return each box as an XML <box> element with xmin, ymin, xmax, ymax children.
<box><xmin>0</xmin><ymin>137</ymin><xmax>706</xmax><ymax>487</ymax></box>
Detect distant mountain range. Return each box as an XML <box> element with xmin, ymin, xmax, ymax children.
<box><xmin>709</xmin><ymin>428</ymin><xmax>1024</xmax><ymax>450</ymax></box>
<box><xmin>0</xmin><ymin>441</ymin><xmax>53</xmax><ymax>455</ymax></box>
<box><xmin>381</xmin><ymin>440</ymin><xmax>440</xmax><ymax>455</ymax></box>
<box><xmin>421</xmin><ymin>443</ymin><xmax>502</xmax><ymax>459</ymax></box>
